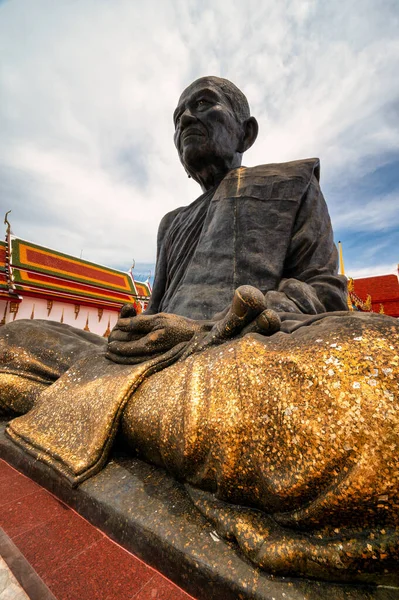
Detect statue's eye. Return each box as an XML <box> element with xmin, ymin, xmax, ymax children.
<box><xmin>196</xmin><ymin>99</ymin><xmax>209</xmax><ymax>109</ymax></box>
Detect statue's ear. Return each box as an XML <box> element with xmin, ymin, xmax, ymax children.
<box><xmin>238</xmin><ymin>117</ymin><xmax>258</xmax><ymax>153</ymax></box>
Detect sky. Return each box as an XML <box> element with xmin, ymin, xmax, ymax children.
<box><xmin>0</xmin><ymin>0</ymin><xmax>398</xmax><ymax>282</ymax></box>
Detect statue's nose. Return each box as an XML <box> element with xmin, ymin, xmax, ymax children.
<box><xmin>180</xmin><ymin>108</ymin><xmax>196</xmax><ymax>128</ymax></box>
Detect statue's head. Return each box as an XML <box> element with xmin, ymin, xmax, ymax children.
<box><xmin>174</xmin><ymin>76</ymin><xmax>259</xmax><ymax>189</ymax></box>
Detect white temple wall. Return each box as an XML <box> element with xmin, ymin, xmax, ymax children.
<box><xmin>0</xmin><ymin>297</ymin><xmax>119</xmax><ymax>337</ymax></box>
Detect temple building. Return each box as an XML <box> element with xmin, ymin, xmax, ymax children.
<box><xmin>349</xmin><ymin>273</ymin><xmax>399</xmax><ymax>318</ymax></box>
<box><xmin>0</xmin><ymin>216</ymin><xmax>151</xmax><ymax>336</ymax></box>
<box><xmin>337</xmin><ymin>242</ymin><xmax>399</xmax><ymax>318</ymax></box>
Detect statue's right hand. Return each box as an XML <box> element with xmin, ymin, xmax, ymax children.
<box><xmin>106</xmin><ymin>304</ymin><xmax>203</xmax><ymax>364</ymax></box>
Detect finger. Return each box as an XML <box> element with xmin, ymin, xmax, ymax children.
<box><xmin>240</xmin><ymin>309</ymin><xmax>281</xmax><ymax>336</ymax></box>
<box><xmin>279</xmin><ymin>279</ymin><xmax>324</xmax><ymax>314</ymax></box>
<box><xmin>232</xmin><ymin>285</ymin><xmax>267</xmax><ymax>319</ymax></box>
<box><xmin>178</xmin><ymin>330</ymin><xmax>208</xmax><ymax>361</ymax></box>
<box><xmin>257</xmin><ymin>309</ymin><xmax>281</xmax><ymax>334</ymax></box>
<box><xmin>107</xmin><ymin>328</ymin><xmax>172</xmax><ymax>356</ymax></box>
<box><xmin>216</xmin><ymin>286</ymin><xmax>267</xmax><ymax>339</ymax></box>
<box><xmin>265</xmin><ymin>290</ymin><xmax>299</xmax><ymax>313</ymax></box>
<box><xmin>108</xmin><ymin>329</ymin><xmax>142</xmax><ymax>343</ymax></box>
<box><xmin>117</xmin><ymin>314</ymin><xmax>158</xmax><ymax>333</ymax></box>
<box><xmin>120</xmin><ymin>303</ymin><xmax>137</xmax><ymax>318</ymax></box>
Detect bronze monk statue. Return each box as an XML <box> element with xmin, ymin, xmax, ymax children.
<box><xmin>106</xmin><ymin>76</ymin><xmax>348</xmax><ymax>366</ymax></box>
<box><xmin>0</xmin><ymin>77</ymin><xmax>398</xmax><ymax>586</ymax></box>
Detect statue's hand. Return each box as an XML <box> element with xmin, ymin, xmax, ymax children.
<box><xmin>106</xmin><ymin>303</ymin><xmax>205</xmax><ymax>364</ymax></box>
<box><xmin>264</xmin><ymin>290</ymin><xmax>300</xmax><ymax>313</ymax></box>
<box><xmin>265</xmin><ymin>279</ymin><xmax>325</xmax><ymax>314</ymax></box>
<box><xmin>107</xmin><ymin>288</ymin><xmax>280</xmax><ymax>364</ymax></box>
<box><xmin>180</xmin><ymin>286</ymin><xmax>280</xmax><ymax>360</ymax></box>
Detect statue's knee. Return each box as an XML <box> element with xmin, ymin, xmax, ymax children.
<box><xmin>0</xmin><ymin>373</ymin><xmax>46</xmax><ymax>416</ymax></box>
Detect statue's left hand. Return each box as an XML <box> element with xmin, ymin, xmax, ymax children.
<box><xmin>106</xmin><ymin>303</ymin><xmax>206</xmax><ymax>364</ymax></box>
<box><xmin>268</xmin><ymin>279</ymin><xmax>325</xmax><ymax>314</ymax></box>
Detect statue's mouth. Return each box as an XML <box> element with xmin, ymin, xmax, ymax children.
<box><xmin>181</xmin><ymin>127</ymin><xmax>205</xmax><ymax>143</ymax></box>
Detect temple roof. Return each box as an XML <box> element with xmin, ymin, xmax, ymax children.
<box><xmin>0</xmin><ymin>237</ymin><xmax>151</xmax><ymax>311</ymax></box>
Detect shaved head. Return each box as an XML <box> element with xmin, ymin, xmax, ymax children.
<box><xmin>174</xmin><ymin>75</ymin><xmax>258</xmax><ymax>190</ymax></box>
<box><xmin>179</xmin><ymin>76</ymin><xmax>251</xmax><ymax>123</ymax></box>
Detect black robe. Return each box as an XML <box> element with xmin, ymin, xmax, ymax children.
<box><xmin>146</xmin><ymin>158</ymin><xmax>347</xmax><ymax>320</ymax></box>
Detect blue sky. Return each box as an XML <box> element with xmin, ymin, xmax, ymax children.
<box><xmin>0</xmin><ymin>0</ymin><xmax>398</xmax><ymax>279</ymax></box>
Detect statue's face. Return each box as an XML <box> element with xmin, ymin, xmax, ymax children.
<box><xmin>174</xmin><ymin>80</ymin><xmax>243</xmax><ymax>175</ymax></box>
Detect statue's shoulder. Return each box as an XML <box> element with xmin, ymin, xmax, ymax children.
<box><xmin>157</xmin><ymin>207</ymin><xmax>184</xmax><ymax>241</ymax></box>
<box><xmin>159</xmin><ymin>206</ymin><xmax>183</xmax><ymax>227</ymax></box>
<box><xmin>217</xmin><ymin>159</ymin><xmax>321</xmax><ymax>203</ymax></box>
<box><xmin>245</xmin><ymin>158</ymin><xmax>320</xmax><ymax>183</ymax></box>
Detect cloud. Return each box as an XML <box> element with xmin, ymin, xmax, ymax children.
<box><xmin>0</xmin><ymin>0</ymin><xmax>398</xmax><ymax>272</ymax></box>
<box><xmin>331</xmin><ymin>190</ymin><xmax>399</xmax><ymax>232</ymax></box>
<box><xmin>349</xmin><ymin>264</ymin><xmax>398</xmax><ymax>279</ymax></box>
